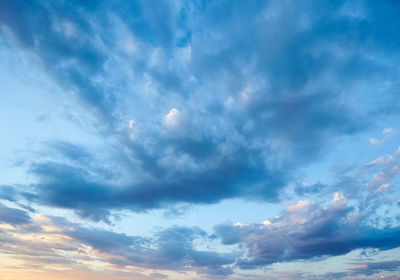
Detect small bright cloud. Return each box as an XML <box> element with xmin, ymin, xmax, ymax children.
<box><xmin>369</xmin><ymin>155</ymin><xmax>394</xmax><ymax>166</ymax></box>
<box><xmin>333</xmin><ymin>192</ymin><xmax>348</xmax><ymax>205</ymax></box>
<box><xmin>163</xmin><ymin>108</ymin><xmax>181</xmax><ymax>129</ymax></box>
<box><xmin>129</xmin><ymin>120</ymin><xmax>135</xmax><ymax>129</ymax></box>
<box><xmin>128</xmin><ymin>120</ymin><xmax>136</xmax><ymax>140</ymax></box>
<box><xmin>287</xmin><ymin>200</ymin><xmax>310</xmax><ymax>212</ymax></box>
<box><xmin>369</xmin><ymin>138</ymin><xmax>381</xmax><ymax>145</ymax></box>
<box><xmin>383</xmin><ymin>127</ymin><xmax>393</xmax><ymax>134</ymax></box>
<box><xmin>263</xmin><ymin>220</ymin><xmax>272</xmax><ymax>226</ymax></box>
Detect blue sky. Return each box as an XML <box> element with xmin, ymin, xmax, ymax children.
<box><xmin>0</xmin><ymin>0</ymin><xmax>400</xmax><ymax>279</ymax></box>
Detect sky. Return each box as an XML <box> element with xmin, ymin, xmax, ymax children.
<box><xmin>0</xmin><ymin>0</ymin><xmax>400</xmax><ymax>279</ymax></box>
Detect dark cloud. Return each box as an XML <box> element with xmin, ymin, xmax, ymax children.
<box><xmin>29</xmin><ymin>162</ymin><xmax>115</xmax><ymax>223</ymax></box>
<box><xmin>65</xmin><ymin>224</ymin><xmax>235</xmax><ymax>275</ymax></box>
<box><xmin>214</xmin><ymin>195</ymin><xmax>400</xmax><ymax>268</ymax></box>
<box><xmin>27</xmin><ymin>149</ymin><xmax>288</xmax><ymax>222</ymax></box>
<box><xmin>0</xmin><ymin>185</ymin><xmax>18</xmax><ymax>202</ymax></box>
<box><xmin>0</xmin><ymin>203</ymin><xmax>31</xmax><ymax>225</ymax></box>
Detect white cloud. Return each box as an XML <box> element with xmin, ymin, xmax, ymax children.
<box><xmin>128</xmin><ymin>120</ymin><xmax>137</xmax><ymax>140</ymax></box>
<box><xmin>262</xmin><ymin>220</ymin><xmax>272</xmax><ymax>226</ymax></box>
<box><xmin>287</xmin><ymin>200</ymin><xmax>310</xmax><ymax>212</ymax></box>
<box><xmin>369</xmin><ymin>128</ymin><xmax>399</xmax><ymax>146</ymax></box>
<box><xmin>366</xmin><ymin>165</ymin><xmax>400</xmax><ymax>190</ymax></box>
<box><xmin>369</xmin><ymin>138</ymin><xmax>381</xmax><ymax>145</ymax></box>
<box><xmin>368</xmin><ymin>155</ymin><xmax>394</xmax><ymax>166</ymax></box>
<box><xmin>163</xmin><ymin>108</ymin><xmax>181</xmax><ymax>129</ymax></box>
<box><xmin>234</xmin><ymin>222</ymin><xmax>249</xmax><ymax>227</ymax></box>
<box><xmin>129</xmin><ymin>120</ymin><xmax>135</xmax><ymax>129</ymax></box>
<box><xmin>333</xmin><ymin>192</ymin><xmax>348</xmax><ymax>206</ymax></box>
<box><xmin>383</xmin><ymin>127</ymin><xmax>393</xmax><ymax>134</ymax></box>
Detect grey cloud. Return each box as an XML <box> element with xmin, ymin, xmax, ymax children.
<box><xmin>0</xmin><ymin>202</ymin><xmax>32</xmax><ymax>225</ymax></box>
<box><xmin>214</xmin><ymin>196</ymin><xmax>400</xmax><ymax>268</ymax></box>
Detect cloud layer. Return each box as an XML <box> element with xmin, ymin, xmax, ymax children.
<box><xmin>2</xmin><ymin>0</ymin><xmax>399</xmax><ymax>219</ymax></box>
<box><xmin>214</xmin><ymin>193</ymin><xmax>400</xmax><ymax>269</ymax></box>
<box><xmin>1</xmin><ymin>0</ymin><xmax>400</xmax><ymax>279</ymax></box>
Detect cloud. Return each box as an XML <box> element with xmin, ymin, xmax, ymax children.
<box><xmin>294</xmin><ymin>182</ymin><xmax>327</xmax><ymax>196</ymax></box>
<box><xmin>29</xmin><ymin>162</ymin><xmax>116</xmax><ymax>223</ymax></box>
<box><xmin>1</xmin><ymin>0</ymin><xmax>399</xmax><ymax>223</ymax></box>
<box><xmin>366</xmin><ymin>165</ymin><xmax>399</xmax><ymax>190</ymax></box>
<box><xmin>369</xmin><ymin>128</ymin><xmax>400</xmax><ymax>146</ymax></box>
<box><xmin>0</xmin><ymin>203</ymin><xmax>32</xmax><ymax>225</ymax></box>
<box><xmin>2</xmin><ymin>1</ymin><xmax>400</xmax><ymax>279</ymax></box>
<box><xmin>1</xmin><ymin>0</ymin><xmax>400</xmax><ymax>239</ymax></box>
<box><xmin>28</xmin><ymin>154</ymin><xmax>287</xmax><ymax>221</ymax></box>
<box><xmin>214</xmin><ymin>193</ymin><xmax>400</xmax><ymax>268</ymax></box>
<box><xmin>47</xmin><ymin>140</ymin><xmax>91</xmax><ymax>162</ymax></box>
<box><xmin>66</xmin><ymin>225</ymin><xmax>236</xmax><ymax>275</ymax></box>
<box><xmin>367</xmin><ymin>155</ymin><xmax>395</xmax><ymax>167</ymax></box>
<box><xmin>0</xmin><ymin>214</ymin><xmax>235</xmax><ymax>277</ymax></box>
<box><xmin>349</xmin><ymin>260</ymin><xmax>400</xmax><ymax>276</ymax></box>
<box><xmin>0</xmin><ymin>185</ymin><xmax>18</xmax><ymax>202</ymax></box>
<box><xmin>163</xmin><ymin>108</ymin><xmax>181</xmax><ymax>130</ymax></box>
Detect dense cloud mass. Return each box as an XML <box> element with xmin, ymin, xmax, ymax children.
<box><xmin>1</xmin><ymin>194</ymin><xmax>399</xmax><ymax>279</ymax></box>
<box><xmin>2</xmin><ymin>0</ymin><xmax>399</xmax><ymax>218</ymax></box>
<box><xmin>214</xmin><ymin>193</ymin><xmax>400</xmax><ymax>268</ymax></box>
<box><xmin>1</xmin><ymin>0</ymin><xmax>400</xmax><ymax>279</ymax></box>
<box><xmin>0</xmin><ymin>202</ymin><xmax>32</xmax><ymax>225</ymax></box>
